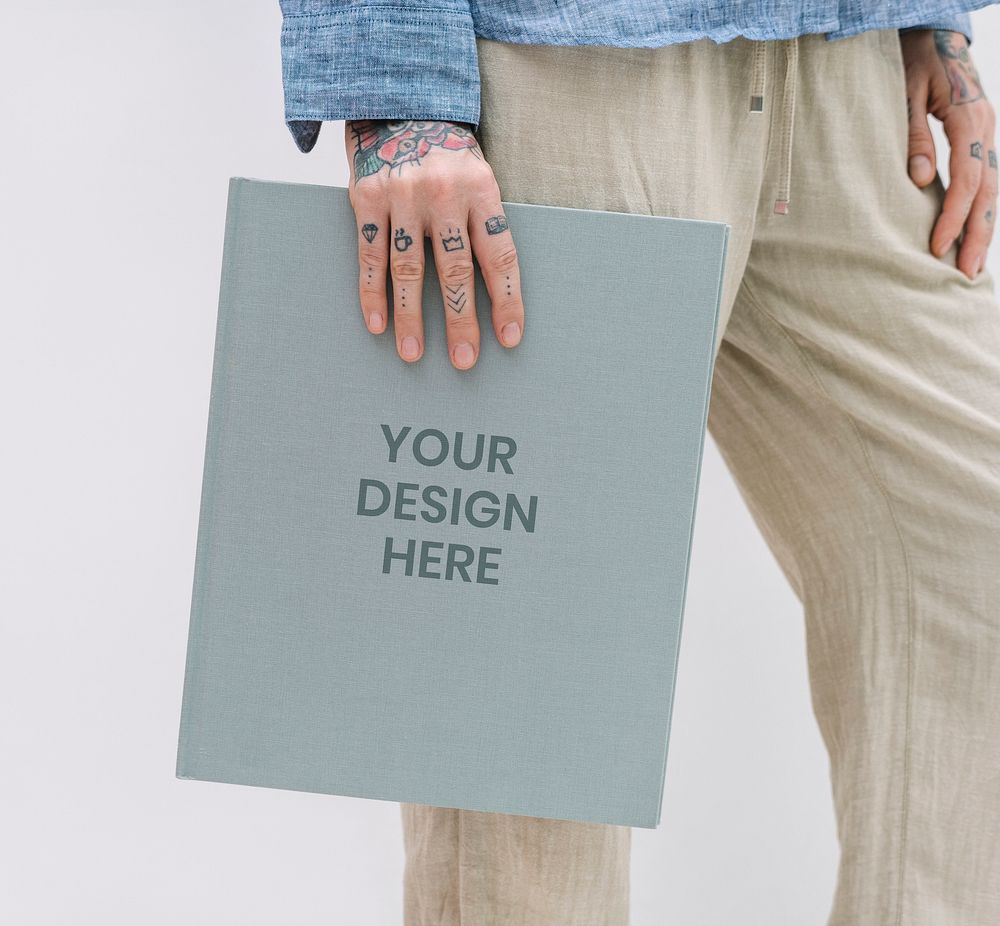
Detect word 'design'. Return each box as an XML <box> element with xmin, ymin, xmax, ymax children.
<box><xmin>356</xmin><ymin>425</ymin><xmax>540</xmax><ymax>585</ymax></box>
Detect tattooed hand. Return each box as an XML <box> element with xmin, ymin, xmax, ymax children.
<box><xmin>346</xmin><ymin>119</ymin><xmax>525</xmax><ymax>370</ymax></box>
<box><xmin>901</xmin><ymin>29</ymin><xmax>996</xmax><ymax>279</ymax></box>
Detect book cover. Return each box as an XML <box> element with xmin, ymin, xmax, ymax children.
<box><xmin>176</xmin><ymin>177</ymin><xmax>729</xmax><ymax>828</ymax></box>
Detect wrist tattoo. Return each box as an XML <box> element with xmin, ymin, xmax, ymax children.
<box><xmin>350</xmin><ymin>120</ymin><xmax>482</xmax><ymax>183</ymax></box>
<box><xmin>933</xmin><ymin>30</ymin><xmax>985</xmax><ymax>105</ymax></box>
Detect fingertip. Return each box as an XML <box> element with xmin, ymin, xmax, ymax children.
<box><xmin>930</xmin><ymin>220</ymin><xmax>954</xmax><ymax>257</ymax></box>
<box><xmin>452</xmin><ymin>341</ymin><xmax>477</xmax><ymax>370</ymax></box>
<box><xmin>909</xmin><ymin>154</ymin><xmax>935</xmax><ymax>186</ymax></box>
<box><xmin>959</xmin><ymin>252</ymin><xmax>983</xmax><ymax>279</ymax></box>
<box><xmin>400</xmin><ymin>335</ymin><xmax>422</xmax><ymax>362</ymax></box>
<box><xmin>500</xmin><ymin>321</ymin><xmax>522</xmax><ymax>347</ymax></box>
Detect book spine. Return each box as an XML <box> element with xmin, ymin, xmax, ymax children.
<box><xmin>175</xmin><ymin>177</ymin><xmax>246</xmax><ymax>778</ymax></box>
<box><xmin>652</xmin><ymin>225</ymin><xmax>730</xmax><ymax>827</ymax></box>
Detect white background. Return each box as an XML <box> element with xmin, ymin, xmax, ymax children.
<box><xmin>1</xmin><ymin>4</ymin><xmax>997</xmax><ymax>923</ymax></box>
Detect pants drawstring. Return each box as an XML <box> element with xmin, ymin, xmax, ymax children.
<box><xmin>773</xmin><ymin>37</ymin><xmax>799</xmax><ymax>215</ymax></box>
<box><xmin>749</xmin><ymin>42</ymin><xmax>766</xmax><ymax>113</ymax></box>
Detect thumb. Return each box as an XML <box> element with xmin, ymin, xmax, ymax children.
<box><xmin>908</xmin><ymin>91</ymin><xmax>937</xmax><ymax>187</ymax></box>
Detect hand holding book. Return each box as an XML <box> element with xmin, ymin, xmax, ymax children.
<box><xmin>176</xmin><ymin>178</ymin><xmax>730</xmax><ymax>827</ymax></box>
<box><xmin>345</xmin><ymin>119</ymin><xmax>526</xmax><ymax>370</ymax></box>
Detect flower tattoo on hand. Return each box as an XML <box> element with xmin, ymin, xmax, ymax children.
<box><xmin>350</xmin><ymin>120</ymin><xmax>482</xmax><ymax>182</ymax></box>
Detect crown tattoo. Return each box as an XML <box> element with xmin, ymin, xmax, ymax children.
<box><xmin>441</xmin><ymin>227</ymin><xmax>465</xmax><ymax>252</ymax></box>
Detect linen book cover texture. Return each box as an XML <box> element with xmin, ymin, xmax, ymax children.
<box><xmin>176</xmin><ymin>177</ymin><xmax>729</xmax><ymax>828</ymax></box>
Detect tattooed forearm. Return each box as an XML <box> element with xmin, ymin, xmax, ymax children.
<box><xmin>933</xmin><ymin>30</ymin><xmax>985</xmax><ymax>105</ymax></box>
<box><xmin>350</xmin><ymin>120</ymin><xmax>482</xmax><ymax>183</ymax></box>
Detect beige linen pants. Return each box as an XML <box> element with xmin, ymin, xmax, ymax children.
<box><xmin>401</xmin><ymin>28</ymin><xmax>1000</xmax><ymax>926</ymax></box>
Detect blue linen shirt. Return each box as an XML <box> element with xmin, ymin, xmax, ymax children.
<box><xmin>279</xmin><ymin>1</ymin><xmax>988</xmax><ymax>153</ymax></box>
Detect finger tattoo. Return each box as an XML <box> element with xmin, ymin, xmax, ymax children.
<box><xmin>971</xmin><ymin>141</ymin><xmax>983</xmax><ymax>160</ymax></box>
<box><xmin>485</xmin><ymin>215</ymin><xmax>509</xmax><ymax>235</ymax></box>
<box><xmin>445</xmin><ymin>284</ymin><xmax>467</xmax><ymax>313</ymax></box>
<box><xmin>441</xmin><ymin>227</ymin><xmax>465</xmax><ymax>251</ymax></box>
<box><xmin>394</xmin><ymin>228</ymin><xmax>414</xmax><ymax>251</ymax></box>
<box><xmin>989</xmin><ymin>150</ymin><xmax>998</xmax><ymax>169</ymax></box>
<box><xmin>362</xmin><ymin>222</ymin><xmax>379</xmax><ymax>242</ymax></box>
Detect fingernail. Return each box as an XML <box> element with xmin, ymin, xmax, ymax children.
<box><xmin>909</xmin><ymin>154</ymin><xmax>933</xmax><ymax>185</ymax></box>
<box><xmin>453</xmin><ymin>341</ymin><xmax>475</xmax><ymax>368</ymax></box>
<box><xmin>401</xmin><ymin>336</ymin><xmax>420</xmax><ymax>360</ymax></box>
<box><xmin>369</xmin><ymin>312</ymin><xmax>383</xmax><ymax>332</ymax></box>
<box><xmin>501</xmin><ymin>321</ymin><xmax>521</xmax><ymax>346</ymax></box>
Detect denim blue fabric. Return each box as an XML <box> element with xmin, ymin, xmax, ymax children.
<box><xmin>279</xmin><ymin>0</ymin><xmax>990</xmax><ymax>152</ymax></box>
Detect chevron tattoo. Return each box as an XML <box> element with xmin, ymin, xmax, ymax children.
<box><xmin>445</xmin><ymin>285</ymin><xmax>467</xmax><ymax>313</ymax></box>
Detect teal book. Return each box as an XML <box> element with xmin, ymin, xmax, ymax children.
<box><xmin>176</xmin><ymin>177</ymin><xmax>729</xmax><ymax>828</ymax></box>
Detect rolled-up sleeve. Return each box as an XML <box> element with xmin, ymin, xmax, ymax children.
<box><xmin>279</xmin><ymin>0</ymin><xmax>481</xmax><ymax>153</ymax></box>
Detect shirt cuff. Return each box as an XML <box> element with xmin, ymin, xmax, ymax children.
<box><xmin>279</xmin><ymin>1</ymin><xmax>481</xmax><ymax>153</ymax></box>
<box><xmin>899</xmin><ymin>14</ymin><xmax>973</xmax><ymax>45</ymax></box>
